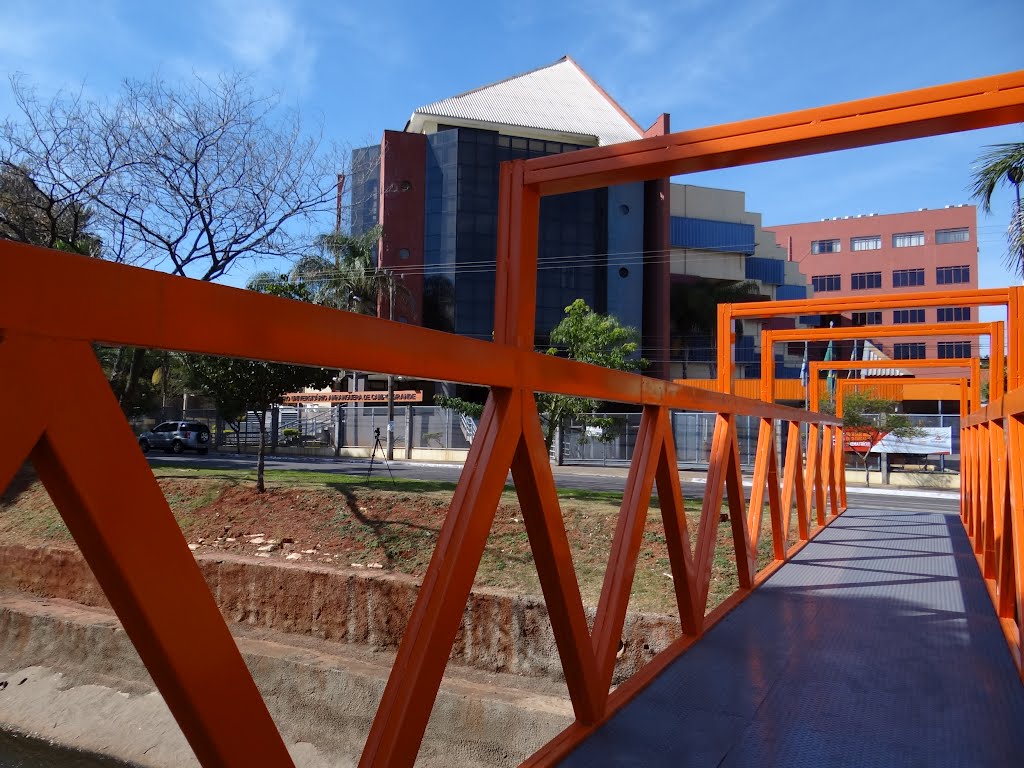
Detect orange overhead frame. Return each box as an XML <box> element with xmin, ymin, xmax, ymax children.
<box><xmin>521</xmin><ymin>71</ymin><xmax>1024</xmax><ymax>196</ymax></box>
<box><xmin>808</xmin><ymin>358</ymin><xmax>982</xmax><ymax>413</ymax></box>
<box><xmin>759</xmin><ymin>322</ymin><xmax>1003</xmax><ymax>405</ymax></box>
<box><xmin>815</xmin><ymin>377</ymin><xmax>970</xmax><ymax>418</ymax></box>
<box><xmin>717</xmin><ymin>287</ymin><xmax>1016</xmax><ymax>393</ymax></box>
<box><xmin>2</xmin><ymin>68</ymin><xmax>1023</xmax><ymax>768</ymax></box>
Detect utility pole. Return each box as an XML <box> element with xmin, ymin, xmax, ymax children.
<box><xmin>386</xmin><ymin>270</ymin><xmax>396</xmax><ymax>460</ymax></box>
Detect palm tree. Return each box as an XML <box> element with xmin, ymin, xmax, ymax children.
<box><xmin>970</xmin><ymin>141</ymin><xmax>1024</xmax><ymax>276</ymax></box>
<box><xmin>289</xmin><ymin>226</ymin><xmax>414</xmax><ymax>460</ymax></box>
<box><xmin>289</xmin><ymin>225</ymin><xmax>386</xmax><ymax>313</ymax></box>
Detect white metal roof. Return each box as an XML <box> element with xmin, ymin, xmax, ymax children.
<box><xmin>407</xmin><ymin>56</ymin><xmax>644</xmax><ymax>146</ymax></box>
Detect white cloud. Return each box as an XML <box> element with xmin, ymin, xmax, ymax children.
<box><xmin>567</xmin><ymin>0</ymin><xmax>788</xmax><ymax>124</ymax></box>
<box><xmin>205</xmin><ymin>0</ymin><xmax>317</xmax><ymax>90</ymax></box>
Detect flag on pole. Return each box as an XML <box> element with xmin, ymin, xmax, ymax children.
<box><xmin>825</xmin><ymin>321</ymin><xmax>837</xmax><ymax>400</ymax></box>
<box><xmin>799</xmin><ymin>341</ymin><xmax>809</xmax><ymax>389</ymax></box>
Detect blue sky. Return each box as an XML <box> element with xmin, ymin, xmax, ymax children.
<box><xmin>2</xmin><ymin>0</ymin><xmax>1022</xmax><ymax>304</ymax></box>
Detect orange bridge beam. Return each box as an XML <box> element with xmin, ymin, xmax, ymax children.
<box><xmin>808</xmin><ymin>358</ymin><xmax>982</xmax><ymax>412</ymax></box>
<box><xmin>718</xmin><ymin>287</ymin><xmax>1018</xmax><ymax>393</ymax></box>
<box><xmin>760</xmin><ymin>322</ymin><xmax>1002</xmax><ymax>405</ymax></box>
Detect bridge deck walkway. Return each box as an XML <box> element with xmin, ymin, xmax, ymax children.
<box><xmin>561</xmin><ymin>502</ymin><xmax>1024</xmax><ymax>767</ymax></box>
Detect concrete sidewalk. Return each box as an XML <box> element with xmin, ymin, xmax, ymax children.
<box><xmin>545</xmin><ymin>463</ymin><xmax>960</xmax><ymax>500</ymax></box>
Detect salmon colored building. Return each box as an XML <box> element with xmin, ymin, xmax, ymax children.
<box><xmin>765</xmin><ymin>206</ymin><xmax>980</xmax><ymax>387</ymax></box>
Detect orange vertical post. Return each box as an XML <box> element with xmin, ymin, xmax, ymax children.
<box><xmin>837</xmin><ymin>426</ymin><xmax>848</xmax><ymax>511</ymax></box>
<box><xmin>718</xmin><ymin>304</ymin><xmax>734</xmax><ymax>393</ymax></box>
<box><xmin>760</xmin><ymin>332</ymin><xmax>775</xmax><ymax>403</ymax></box>
<box><xmin>1005</xmin><ymin>414</ymin><xmax>1024</xmax><ymax>675</ymax></box>
<box><xmin>993</xmin><ymin>321</ymin><xmax>1006</xmax><ymax>402</ymax></box>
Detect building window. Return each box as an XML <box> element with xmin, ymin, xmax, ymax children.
<box><xmin>892</xmin><ymin>309</ymin><xmax>925</xmax><ymax>324</ymax></box>
<box><xmin>850</xmin><ymin>271</ymin><xmax>882</xmax><ymax>290</ymax></box>
<box><xmin>892</xmin><ymin>232</ymin><xmax>925</xmax><ymax>248</ymax></box>
<box><xmin>892</xmin><ymin>268</ymin><xmax>925</xmax><ymax>288</ymax></box>
<box><xmin>811</xmin><ymin>274</ymin><xmax>841</xmax><ymax>292</ymax></box>
<box><xmin>938</xmin><ymin>341</ymin><xmax>972</xmax><ymax>358</ymax></box>
<box><xmin>811</xmin><ymin>239</ymin><xmax>840</xmax><ymax>254</ymax></box>
<box><xmin>893</xmin><ymin>343</ymin><xmax>927</xmax><ymax>360</ymax></box>
<box><xmin>851</xmin><ymin>235</ymin><xmax>882</xmax><ymax>251</ymax></box>
<box><xmin>936</xmin><ymin>265</ymin><xmax>970</xmax><ymax>285</ymax></box>
<box><xmin>937</xmin><ymin>306</ymin><xmax>971</xmax><ymax>322</ymax></box>
<box><xmin>936</xmin><ymin>227</ymin><xmax>970</xmax><ymax>244</ymax></box>
<box><xmin>851</xmin><ymin>311</ymin><xmax>882</xmax><ymax>326</ymax></box>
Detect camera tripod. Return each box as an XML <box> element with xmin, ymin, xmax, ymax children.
<box><xmin>366</xmin><ymin>426</ymin><xmax>395</xmax><ymax>484</ymax></box>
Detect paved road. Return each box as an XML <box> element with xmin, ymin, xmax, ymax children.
<box><xmin>149</xmin><ymin>453</ymin><xmax>959</xmax><ymax>514</ymax></box>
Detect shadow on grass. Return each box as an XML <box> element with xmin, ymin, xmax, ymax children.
<box><xmin>326</xmin><ymin>482</ymin><xmax>444</xmax><ymax>569</ymax></box>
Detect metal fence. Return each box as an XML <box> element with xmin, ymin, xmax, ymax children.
<box><xmin>559</xmin><ymin>411</ymin><xmax>961</xmax><ymax>472</ymax></box>
<box><xmin>559</xmin><ymin>412</ymin><xmax>764</xmax><ymax>467</ymax></box>
<box><xmin>129</xmin><ymin>405</ymin><xmax>960</xmax><ymax>472</ymax></box>
<box><xmin>129</xmin><ymin>404</ymin><xmax>473</xmax><ymax>455</ymax></box>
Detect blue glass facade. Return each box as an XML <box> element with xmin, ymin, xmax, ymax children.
<box><xmin>350</xmin><ymin>145</ymin><xmax>381</xmax><ymax>246</ymax></box>
<box><xmin>423</xmin><ymin>129</ymin><xmax>459</xmax><ymax>333</ymax></box>
<box><xmin>422</xmin><ymin>126</ymin><xmax>616</xmax><ymax>344</ymax></box>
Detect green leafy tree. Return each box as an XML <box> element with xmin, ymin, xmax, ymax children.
<box><xmin>185</xmin><ymin>275</ymin><xmax>333</xmax><ymax>492</ymax></box>
<box><xmin>971</xmin><ymin>140</ymin><xmax>1024</xmax><ymax>276</ymax></box>
<box><xmin>433</xmin><ymin>394</ymin><xmax>485</xmax><ymax>420</ymax></box>
<box><xmin>826</xmin><ymin>389</ymin><xmax>925</xmax><ymax>487</ymax></box>
<box><xmin>538</xmin><ymin>299</ymin><xmax>644</xmax><ymax>451</ymax></box>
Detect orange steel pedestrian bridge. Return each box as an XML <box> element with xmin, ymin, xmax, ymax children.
<box><xmin>2</xmin><ymin>71</ymin><xmax>1024</xmax><ymax>767</ymax></box>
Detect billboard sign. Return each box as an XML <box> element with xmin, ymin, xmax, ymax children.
<box><xmin>844</xmin><ymin>427</ymin><xmax>951</xmax><ymax>455</ymax></box>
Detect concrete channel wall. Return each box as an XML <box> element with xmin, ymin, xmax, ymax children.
<box><xmin>0</xmin><ymin>545</ymin><xmax>682</xmax><ymax>682</ymax></box>
<box><xmin>0</xmin><ymin>545</ymin><xmax>684</xmax><ymax>766</ymax></box>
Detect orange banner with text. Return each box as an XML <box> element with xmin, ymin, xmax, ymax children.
<box><xmin>282</xmin><ymin>391</ymin><xmax>424</xmax><ymax>404</ymax></box>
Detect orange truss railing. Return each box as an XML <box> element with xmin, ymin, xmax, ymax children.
<box><xmin>0</xmin><ymin>241</ymin><xmax>841</xmax><ymax>767</ymax></box>
<box><xmin>2</xmin><ymin>68</ymin><xmax>1023</xmax><ymax>767</ymax></box>
<box><xmin>728</xmin><ymin>297</ymin><xmax>1024</xmax><ymax>681</ymax></box>
<box><xmin>962</xmin><ymin>388</ymin><xmax>1024</xmax><ymax>679</ymax></box>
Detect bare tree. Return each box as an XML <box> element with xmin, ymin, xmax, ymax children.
<box><xmin>2</xmin><ymin>71</ymin><xmax>347</xmax><ymax>407</ymax></box>
<box><xmin>2</xmin><ymin>71</ymin><xmax>345</xmax><ymax>280</ymax></box>
<box><xmin>1</xmin><ymin>77</ymin><xmax>117</xmax><ymax>255</ymax></box>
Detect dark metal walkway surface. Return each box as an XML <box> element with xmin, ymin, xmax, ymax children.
<box><xmin>562</xmin><ymin>502</ymin><xmax>1024</xmax><ymax>767</ymax></box>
